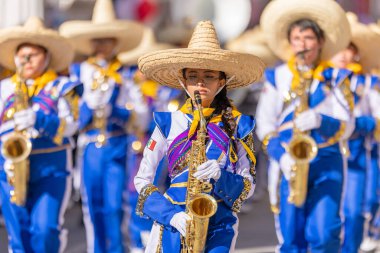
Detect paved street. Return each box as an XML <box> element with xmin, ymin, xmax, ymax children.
<box><xmin>0</xmin><ymin>191</ymin><xmax>278</xmax><ymax>253</ymax></box>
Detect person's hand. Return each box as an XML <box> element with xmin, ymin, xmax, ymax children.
<box><xmin>13</xmin><ymin>108</ymin><xmax>36</xmax><ymax>131</ymax></box>
<box><xmin>3</xmin><ymin>160</ymin><xmax>14</xmax><ymax>179</ymax></box>
<box><xmin>294</xmin><ymin>110</ymin><xmax>321</xmax><ymax>131</ymax></box>
<box><xmin>170</xmin><ymin>211</ymin><xmax>191</xmax><ymax>236</ymax></box>
<box><xmin>279</xmin><ymin>153</ymin><xmax>295</xmax><ymax>180</ymax></box>
<box><xmin>193</xmin><ymin>160</ymin><xmax>221</xmax><ymax>181</ymax></box>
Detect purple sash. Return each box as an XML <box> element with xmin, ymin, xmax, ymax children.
<box><xmin>167</xmin><ymin>123</ymin><xmax>230</xmax><ymax>177</ymax></box>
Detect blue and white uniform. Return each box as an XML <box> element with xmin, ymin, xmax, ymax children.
<box><xmin>71</xmin><ymin>59</ymin><xmax>148</xmax><ymax>253</ymax></box>
<box><xmin>256</xmin><ymin>64</ymin><xmax>354</xmax><ymax>253</ymax></box>
<box><xmin>342</xmin><ymin>74</ymin><xmax>380</xmax><ymax>253</ymax></box>
<box><xmin>0</xmin><ymin>73</ymin><xmax>81</xmax><ymax>253</ymax></box>
<box><xmin>134</xmin><ymin>106</ymin><xmax>256</xmax><ymax>253</ymax></box>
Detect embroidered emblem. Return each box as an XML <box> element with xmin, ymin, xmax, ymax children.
<box><xmin>146</xmin><ymin>138</ymin><xmax>157</xmax><ymax>151</ymax></box>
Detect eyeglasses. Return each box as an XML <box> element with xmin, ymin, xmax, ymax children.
<box><xmin>184</xmin><ymin>75</ymin><xmax>221</xmax><ymax>85</ymax></box>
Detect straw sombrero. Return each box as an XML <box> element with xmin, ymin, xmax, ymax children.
<box><xmin>346</xmin><ymin>13</ymin><xmax>380</xmax><ymax>72</ymax></box>
<box><xmin>138</xmin><ymin>20</ymin><xmax>265</xmax><ymax>90</ymax></box>
<box><xmin>117</xmin><ymin>27</ymin><xmax>174</xmax><ymax>65</ymax></box>
<box><xmin>59</xmin><ymin>0</ymin><xmax>144</xmax><ymax>56</ymax></box>
<box><xmin>0</xmin><ymin>16</ymin><xmax>74</xmax><ymax>72</ymax></box>
<box><xmin>226</xmin><ymin>26</ymin><xmax>280</xmax><ymax>67</ymax></box>
<box><xmin>260</xmin><ymin>0</ymin><xmax>351</xmax><ymax>61</ymax></box>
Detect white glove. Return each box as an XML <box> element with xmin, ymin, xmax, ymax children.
<box><xmin>279</xmin><ymin>153</ymin><xmax>295</xmax><ymax>181</ymax></box>
<box><xmin>193</xmin><ymin>160</ymin><xmax>221</xmax><ymax>181</ymax></box>
<box><xmin>294</xmin><ymin>110</ymin><xmax>321</xmax><ymax>132</ymax></box>
<box><xmin>170</xmin><ymin>211</ymin><xmax>191</xmax><ymax>236</ymax></box>
<box><xmin>13</xmin><ymin>108</ymin><xmax>36</xmax><ymax>131</ymax></box>
<box><xmin>3</xmin><ymin>160</ymin><xmax>14</xmax><ymax>178</ymax></box>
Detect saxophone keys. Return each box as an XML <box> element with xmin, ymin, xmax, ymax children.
<box><xmin>201</xmin><ymin>182</ymin><xmax>212</xmax><ymax>193</ymax></box>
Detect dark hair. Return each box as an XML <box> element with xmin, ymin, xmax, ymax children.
<box><xmin>287</xmin><ymin>19</ymin><xmax>325</xmax><ymax>43</ymax></box>
<box><xmin>348</xmin><ymin>41</ymin><xmax>359</xmax><ymax>55</ymax></box>
<box><xmin>16</xmin><ymin>43</ymin><xmax>47</xmax><ymax>54</ymax></box>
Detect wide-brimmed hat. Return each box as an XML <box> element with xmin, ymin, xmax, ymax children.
<box><xmin>346</xmin><ymin>12</ymin><xmax>380</xmax><ymax>72</ymax></box>
<box><xmin>138</xmin><ymin>20</ymin><xmax>265</xmax><ymax>90</ymax></box>
<box><xmin>0</xmin><ymin>16</ymin><xmax>74</xmax><ymax>72</ymax></box>
<box><xmin>59</xmin><ymin>0</ymin><xmax>144</xmax><ymax>55</ymax></box>
<box><xmin>117</xmin><ymin>27</ymin><xmax>174</xmax><ymax>65</ymax></box>
<box><xmin>260</xmin><ymin>0</ymin><xmax>351</xmax><ymax>61</ymax></box>
<box><xmin>226</xmin><ymin>26</ymin><xmax>280</xmax><ymax>67</ymax></box>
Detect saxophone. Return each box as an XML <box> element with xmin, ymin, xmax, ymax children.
<box><xmin>182</xmin><ymin>91</ymin><xmax>218</xmax><ymax>253</ymax></box>
<box><xmin>287</xmin><ymin>51</ymin><xmax>318</xmax><ymax>207</ymax></box>
<box><xmin>1</xmin><ymin>56</ymin><xmax>32</xmax><ymax>206</ymax></box>
<box><xmin>91</xmin><ymin>70</ymin><xmax>109</xmax><ymax>148</ymax></box>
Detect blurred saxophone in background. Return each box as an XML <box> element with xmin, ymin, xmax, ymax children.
<box><xmin>287</xmin><ymin>50</ymin><xmax>318</xmax><ymax>207</ymax></box>
<box><xmin>1</xmin><ymin>56</ymin><xmax>32</xmax><ymax>206</ymax></box>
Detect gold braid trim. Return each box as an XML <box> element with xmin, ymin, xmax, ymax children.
<box><xmin>340</xmin><ymin>78</ymin><xmax>355</xmax><ymax>113</ymax></box>
<box><xmin>262</xmin><ymin>131</ymin><xmax>277</xmax><ymax>155</ymax></box>
<box><xmin>241</xmin><ymin>132</ymin><xmax>256</xmax><ymax>178</ymax></box>
<box><xmin>156</xmin><ymin>224</ymin><xmax>164</xmax><ymax>253</ymax></box>
<box><xmin>374</xmin><ymin>119</ymin><xmax>380</xmax><ymax>142</ymax></box>
<box><xmin>136</xmin><ymin>184</ymin><xmax>159</xmax><ymax>217</ymax></box>
<box><xmin>53</xmin><ymin>118</ymin><xmax>66</xmax><ymax>145</ymax></box>
<box><xmin>324</xmin><ymin>122</ymin><xmax>346</xmax><ymax>146</ymax></box>
<box><xmin>231</xmin><ymin>178</ymin><xmax>252</xmax><ymax>213</ymax></box>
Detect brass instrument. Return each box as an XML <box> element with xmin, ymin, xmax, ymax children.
<box><xmin>287</xmin><ymin>50</ymin><xmax>318</xmax><ymax>207</ymax></box>
<box><xmin>91</xmin><ymin>70</ymin><xmax>109</xmax><ymax>148</ymax></box>
<box><xmin>1</xmin><ymin>56</ymin><xmax>32</xmax><ymax>206</ymax></box>
<box><xmin>182</xmin><ymin>91</ymin><xmax>218</xmax><ymax>253</ymax></box>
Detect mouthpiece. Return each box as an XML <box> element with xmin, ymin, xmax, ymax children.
<box><xmin>194</xmin><ymin>91</ymin><xmax>202</xmax><ymax>106</ymax></box>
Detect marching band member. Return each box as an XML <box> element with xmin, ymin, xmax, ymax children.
<box><xmin>329</xmin><ymin>15</ymin><xmax>380</xmax><ymax>253</ymax></box>
<box><xmin>0</xmin><ymin>17</ymin><xmax>80</xmax><ymax>253</ymax></box>
<box><xmin>134</xmin><ymin>20</ymin><xmax>264</xmax><ymax>252</ymax></box>
<box><xmin>257</xmin><ymin>0</ymin><xmax>354</xmax><ymax>252</ymax></box>
<box><xmin>59</xmin><ymin>0</ymin><xmax>146</xmax><ymax>252</ymax></box>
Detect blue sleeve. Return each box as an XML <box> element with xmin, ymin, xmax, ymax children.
<box><xmin>141</xmin><ymin>191</ymin><xmax>178</xmax><ymax>230</ymax></box>
<box><xmin>213</xmin><ymin>170</ymin><xmax>246</xmax><ymax>209</ymax></box>
<box><xmin>79</xmin><ymin>102</ymin><xmax>93</xmax><ymax>130</ymax></box>
<box><xmin>236</xmin><ymin>115</ymin><xmax>255</xmax><ymax>139</ymax></box>
<box><xmin>317</xmin><ymin>114</ymin><xmax>343</xmax><ymax>138</ymax></box>
<box><xmin>267</xmin><ymin>136</ymin><xmax>286</xmax><ymax>162</ymax></box>
<box><xmin>34</xmin><ymin>110</ymin><xmax>60</xmax><ymax>139</ymax></box>
<box><xmin>354</xmin><ymin>116</ymin><xmax>376</xmax><ymax>135</ymax></box>
<box><xmin>264</xmin><ymin>68</ymin><xmax>276</xmax><ymax>88</ymax></box>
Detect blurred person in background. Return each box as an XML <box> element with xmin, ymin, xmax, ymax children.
<box><xmin>328</xmin><ymin>14</ymin><xmax>380</xmax><ymax>253</ymax></box>
<box><xmin>226</xmin><ymin>25</ymin><xmax>281</xmax><ymax>210</ymax></box>
<box><xmin>117</xmin><ymin>27</ymin><xmax>180</xmax><ymax>253</ymax></box>
<box><xmin>59</xmin><ymin>0</ymin><xmax>148</xmax><ymax>252</ymax></box>
<box><xmin>0</xmin><ymin>16</ymin><xmax>81</xmax><ymax>253</ymax></box>
<box><xmin>257</xmin><ymin>0</ymin><xmax>354</xmax><ymax>252</ymax></box>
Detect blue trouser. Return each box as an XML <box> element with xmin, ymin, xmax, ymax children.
<box><xmin>0</xmin><ymin>149</ymin><xmax>69</xmax><ymax>253</ymax></box>
<box><xmin>342</xmin><ymin>138</ymin><xmax>369</xmax><ymax>253</ymax></box>
<box><xmin>276</xmin><ymin>153</ymin><xmax>343</xmax><ymax>253</ymax></box>
<box><xmin>81</xmin><ymin>135</ymin><xmax>127</xmax><ymax>253</ymax></box>
<box><xmin>365</xmin><ymin>143</ymin><xmax>380</xmax><ymax>239</ymax></box>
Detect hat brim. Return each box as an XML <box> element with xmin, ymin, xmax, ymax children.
<box><xmin>118</xmin><ymin>43</ymin><xmax>173</xmax><ymax>65</ymax></box>
<box><xmin>59</xmin><ymin>20</ymin><xmax>144</xmax><ymax>55</ymax></box>
<box><xmin>138</xmin><ymin>48</ymin><xmax>265</xmax><ymax>89</ymax></box>
<box><xmin>260</xmin><ymin>0</ymin><xmax>351</xmax><ymax>61</ymax></box>
<box><xmin>0</xmin><ymin>28</ymin><xmax>74</xmax><ymax>72</ymax></box>
<box><xmin>355</xmin><ymin>24</ymin><xmax>380</xmax><ymax>72</ymax></box>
